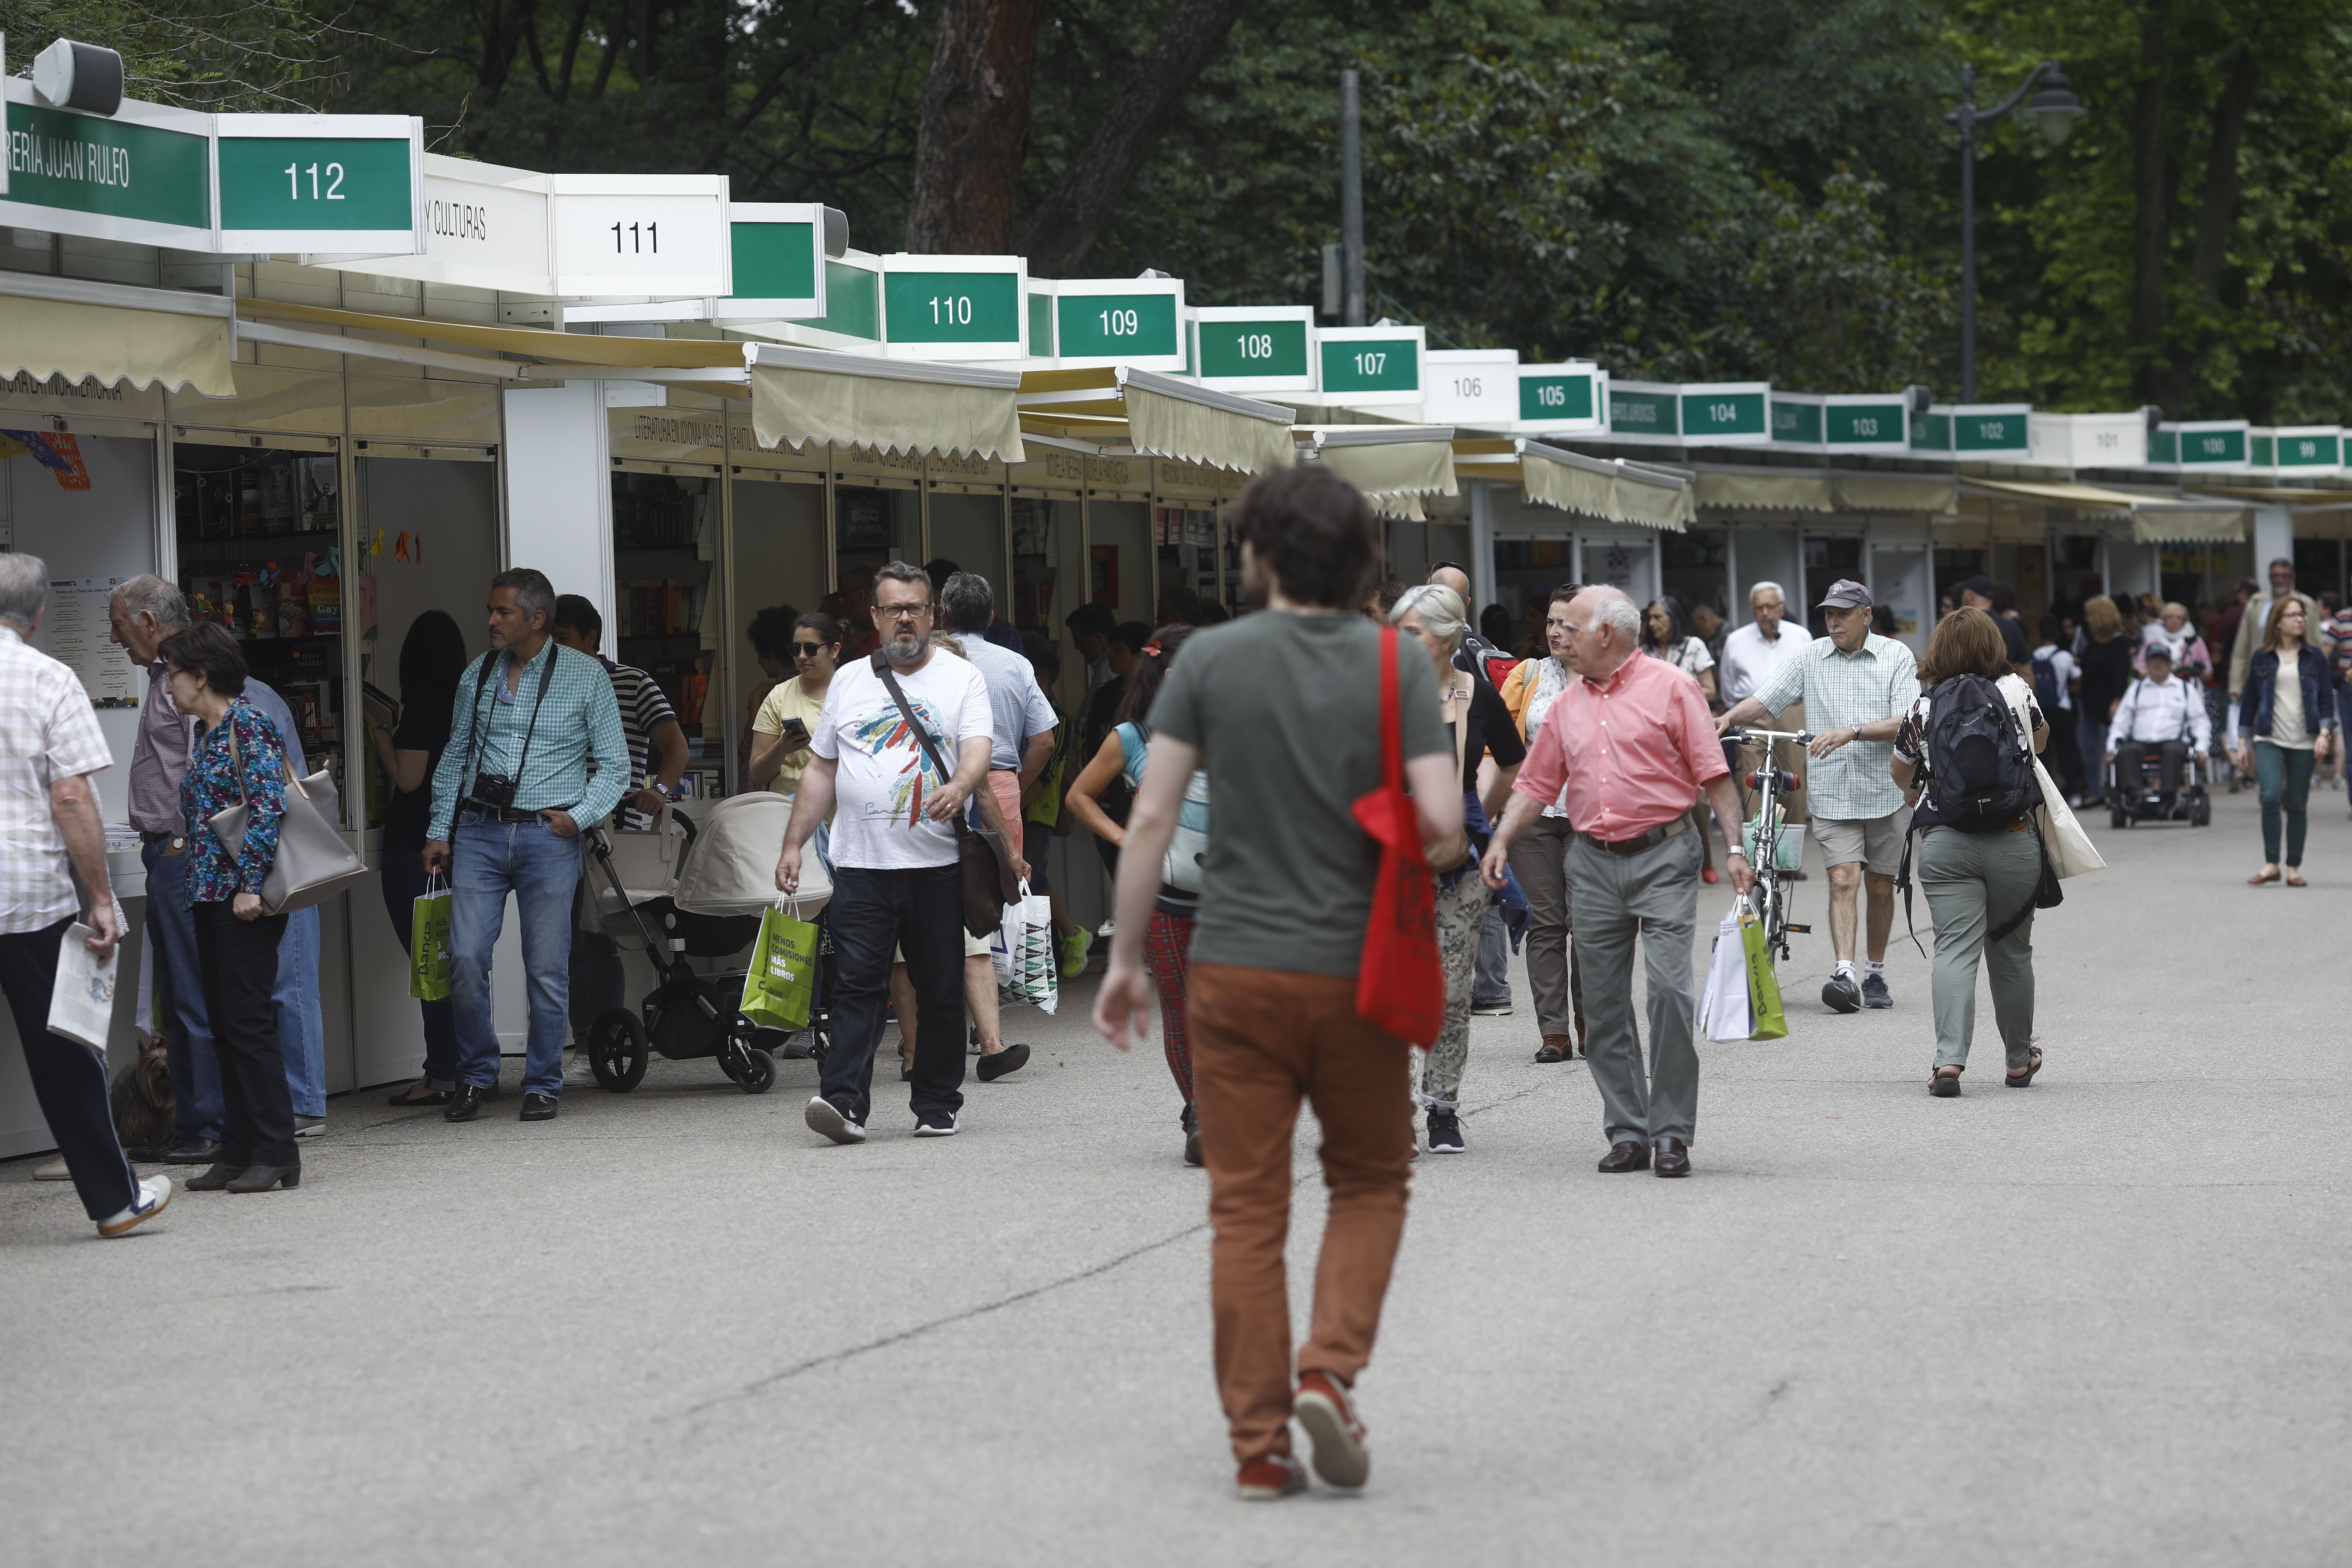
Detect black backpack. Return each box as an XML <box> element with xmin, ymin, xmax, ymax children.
<box><xmin>1918</xmin><ymin>674</ymin><xmax>2039</xmax><ymax>831</ymax></box>
<box><xmin>2030</xmin><ymin>648</ymin><xmax>2062</xmax><ymax>713</ymax></box>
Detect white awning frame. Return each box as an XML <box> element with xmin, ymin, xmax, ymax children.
<box><xmin>1307</xmin><ymin>426</ymin><xmax>1458</xmax><ymax>499</ymax></box>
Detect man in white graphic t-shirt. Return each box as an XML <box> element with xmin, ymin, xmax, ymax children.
<box><xmin>776</xmin><ymin>562</ymin><xmax>1025</xmax><ymax>1142</ymax></box>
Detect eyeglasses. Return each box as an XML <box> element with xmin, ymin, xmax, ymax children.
<box><xmin>791</xmin><ymin>642</ymin><xmax>829</xmax><ymax>656</ymax></box>
<box><xmin>880</xmin><ymin>605</ymin><xmax>927</xmax><ymax>621</ymax></box>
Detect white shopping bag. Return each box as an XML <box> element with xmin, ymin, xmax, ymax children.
<box><xmin>1699</xmin><ymin>905</ymin><xmax>1751</xmax><ymax>1043</ymax></box>
<box><xmin>47</xmin><ymin>918</ymin><xmax>120</xmax><ymax>1052</ymax></box>
<box><xmin>990</xmin><ymin>881</ymin><xmax>1059</xmax><ymax>1015</ymax></box>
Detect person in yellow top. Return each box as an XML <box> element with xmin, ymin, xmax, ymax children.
<box><xmin>749</xmin><ymin>611</ymin><xmax>843</xmax><ymax>800</ymax></box>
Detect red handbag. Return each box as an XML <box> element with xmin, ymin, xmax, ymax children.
<box><xmin>1351</xmin><ymin>626</ymin><xmax>1446</xmax><ymax>1045</ymax></box>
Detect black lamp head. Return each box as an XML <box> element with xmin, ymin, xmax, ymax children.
<box><xmin>2026</xmin><ymin>67</ymin><xmax>2085</xmax><ymax>146</ymax></box>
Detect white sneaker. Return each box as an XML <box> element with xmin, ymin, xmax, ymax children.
<box><xmin>805</xmin><ymin>1095</ymin><xmax>867</xmax><ymax>1144</ymax></box>
<box><xmin>293</xmin><ymin>1114</ymin><xmax>326</xmax><ymax>1138</ymax></box>
<box><xmin>33</xmin><ymin>1155</ymin><xmax>69</xmax><ymax>1181</ymax></box>
<box><xmin>96</xmin><ymin>1174</ymin><xmax>172</xmax><ymax>1238</ymax></box>
<box><xmin>562</xmin><ymin>1049</ymin><xmax>598</xmax><ymax>1086</ymax></box>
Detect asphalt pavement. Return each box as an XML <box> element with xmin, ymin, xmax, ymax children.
<box><xmin>4</xmin><ymin>781</ymin><xmax>2347</xmax><ymax>1567</ymax></box>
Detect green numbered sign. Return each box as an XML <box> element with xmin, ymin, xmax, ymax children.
<box><xmin>217</xmin><ymin>136</ymin><xmax>414</xmax><ymax>231</ymax></box>
<box><xmin>883</xmin><ymin>270</ymin><xmax>1021</xmax><ymax>346</ymax></box>
<box><xmin>1199</xmin><ymin>320</ymin><xmax>1309</xmax><ymax>379</ymax></box>
<box><xmin>1056</xmin><ymin>292</ymin><xmax>1179</xmax><ymax>358</ymax></box>
<box><xmin>1521</xmin><ymin>374</ymin><xmax>1594</xmax><ymax>421</ymax></box>
<box><xmin>1320</xmin><ymin>337</ymin><xmax>1418</xmax><ymax>394</ymax></box>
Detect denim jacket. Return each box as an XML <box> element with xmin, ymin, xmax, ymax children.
<box><xmin>2235</xmin><ymin>645</ymin><xmax>2336</xmax><ymax>745</ymax></box>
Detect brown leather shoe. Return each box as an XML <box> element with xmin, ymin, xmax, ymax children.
<box><xmin>1574</xmin><ymin>1016</ymin><xmax>1589</xmax><ymax>1057</ymax></box>
<box><xmin>1533</xmin><ymin>1034</ymin><xmax>1572</xmax><ymax>1064</ymax></box>
<box><xmin>1597</xmin><ymin>1139</ymin><xmax>1650</xmax><ymax>1173</ymax></box>
<box><xmin>1653</xmin><ymin>1136</ymin><xmax>1691</xmax><ymax>1177</ymax></box>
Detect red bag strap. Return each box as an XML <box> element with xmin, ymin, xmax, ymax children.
<box><xmin>1378</xmin><ymin>625</ymin><xmax>1402</xmax><ymax>790</ymax></box>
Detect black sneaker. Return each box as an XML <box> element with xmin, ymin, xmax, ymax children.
<box><xmin>1426</xmin><ymin>1109</ymin><xmax>1465</xmax><ymax>1154</ymax></box>
<box><xmin>912</xmin><ymin>1110</ymin><xmax>960</xmax><ymax>1137</ymax></box>
<box><xmin>975</xmin><ymin>1042</ymin><xmax>1030</xmax><ymax>1082</ymax></box>
<box><xmin>805</xmin><ymin>1095</ymin><xmax>867</xmax><ymax>1144</ymax></box>
<box><xmin>1860</xmin><ymin>971</ymin><xmax>1892</xmax><ymax>1009</ymax></box>
<box><xmin>1182</xmin><ymin>1102</ymin><xmax>1203</xmax><ymax>1167</ymax></box>
<box><xmin>1821</xmin><ymin>972</ymin><xmax>1862</xmax><ymax>1014</ymax></box>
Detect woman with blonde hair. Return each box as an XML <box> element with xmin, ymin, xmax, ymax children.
<box><xmin>1891</xmin><ymin>608</ymin><xmax>2050</xmax><ymax>1096</ymax></box>
<box><xmin>2075</xmin><ymin>595</ymin><xmax>2134</xmax><ymax>804</ymax></box>
<box><xmin>2230</xmin><ymin>596</ymin><xmax>2337</xmax><ymax>886</ymax></box>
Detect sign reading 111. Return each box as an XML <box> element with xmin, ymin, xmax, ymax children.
<box><xmin>613</xmin><ymin>223</ymin><xmax>659</xmax><ymax>253</ymax></box>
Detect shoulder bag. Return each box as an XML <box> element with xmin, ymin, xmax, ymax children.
<box><xmin>872</xmin><ymin>654</ymin><xmax>1018</xmax><ymax>938</ymax></box>
<box><xmin>1350</xmin><ymin>627</ymin><xmax>1446</xmax><ymax>1046</ymax></box>
<box><xmin>208</xmin><ymin>713</ymin><xmax>369</xmax><ymax>916</ymax></box>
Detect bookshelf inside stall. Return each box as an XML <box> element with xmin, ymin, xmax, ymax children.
<box><xmin>610</xmin><ymin>470</ymin><xmax>718</xmax><ymax>797</ymax></box>
<box><xmin>173</xmin><ymin>446</ymin><xmax>348</xmax><ymax>810</ymax></box>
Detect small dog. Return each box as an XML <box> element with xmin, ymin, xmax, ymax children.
<box><xmin>110</xmin><ymin>1034</ymin><xmax>175</xmax><ymax>1150</ymax></box>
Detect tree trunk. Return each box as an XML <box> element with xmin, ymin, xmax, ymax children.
<box><xmin>1014</xmin><ymin>0</ymin><xmax>1250</xmax><ymax>276</ymax></box>
<box><xmin>2152</xmin><ymin>37</ymin><xmax>2259</xmax><ymax>416</ymax></box>
<box><xmin>903</xmin><ymin>0</ymin><xmax>1043</xmax><ymax>254</ymax></box>
<box><xmin>2127</xmin><ymin>0</ymin><xmax>2173</xmax><ymax>410</ymax></box>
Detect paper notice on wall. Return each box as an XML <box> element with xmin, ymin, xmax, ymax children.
<box><xmin>46</xmin><ymin>578</ymin><xmax>140</xmax><ymax>708</ymax></box>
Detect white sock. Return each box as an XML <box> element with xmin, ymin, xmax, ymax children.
<box><xmin>1865</xmin><ymin>960</ymin><xmax>1885</xmax><ymax>977</ymax></box>
<box><xmin>1835</xmin><ymin>960</ymin><xmax>1856</xmax><ymax>979</ymax></box>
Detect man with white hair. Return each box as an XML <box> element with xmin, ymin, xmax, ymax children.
<box><xmin>108</xmin><ymin>574</ymin><xmax>329</xmax><ymax>1158</ymax></box>
<box><xmin>1482</xmin><ymin>587</ymin><xmax>1752</xmax><ymax>1178</ymax></box>
<box><xmin>0</xmin><ymin>556</ymin><xmax>172</xmax><ymax>1236</ymax></box>
<box><xmin>1716</xmin><ymin>581</ymin><xmax>1813</xmax><ymax>823</ymax></box>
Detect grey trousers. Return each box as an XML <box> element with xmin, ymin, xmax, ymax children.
<box><xmin>1472</xmin><ymin>900</ymin><xmax>1512</xmax><ymax>1009</ymax></box>
<box><xmin>1917</xmin><ymin>825</ymin><xmax>2038</xmax><ymax>1071</ymax></box>
<box><xmin>1505</xmin><ymin>813</ymin><xmax>1583</xmax><ymax>1035</ymax></box>
<box><xmin>1569</xmin><ymin>826</ymin><xmax>1702</xmax><ymax>1145</ymax></box>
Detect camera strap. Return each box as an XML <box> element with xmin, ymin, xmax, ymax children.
<box><xmin>463</xmin><ymin>642</ymin><xmax>560</xmax><ymax>804</ymax></box>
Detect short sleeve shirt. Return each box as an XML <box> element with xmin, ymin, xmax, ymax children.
<box><xmin>600</xmin><ymin>658</ymin><xmax>679</xmax><ymax>830</ymax></box>
<box><xmin>812</xmin><ymin>651</ymin><xmax>994</xmax><ymax>870</ymax></box>
<box><xmin>960</xmin><ymin>634</ymin><xmax>1060</xmax><ymax>770</ymax></box>
<box><xmin>752</xmin><ymin>677</ymin><xmax>828</xmax><ymax>797</ymax></box>
<box><xmin>1751</xmin><ymin>632</ymin><xmax>1918</xmax><ymax>821</ymax></box>
<box><xmin>0</xmin><ymin>627</ymin><xmax>114</xmax><ymax>932</ymax></box>
<box><xmin>1456</xmin><ymin>677</ymin><xmax>1527</xmax><ymax>794</ymax></box>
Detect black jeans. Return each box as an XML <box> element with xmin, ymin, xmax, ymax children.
<box><xmin>193</xmin><ymin>901</ymin><xmax>295</xmax><ymax>1168</ymax></box>
<box><xmin>2116</xmin><ymin>737</ymin><xmax>2190</xmax><ymax>794</ymax></box>
<box><xmin>379</xmin><ymin>838</ymin><xmax>460</xmax><ymax>1087</ymax></box>
<box><xmin>0</xmin><ymin>920</ymin><xmax>137</xmax><ymax>1220</ymax></box>
<box><xmin>821</xmin><ymin>863</ymin><xmax>967</xmax><ymax>1127</ymax></box>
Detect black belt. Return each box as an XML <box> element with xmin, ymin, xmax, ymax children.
<box><xmin>462</xmin><ymin>803</ymin><xmax>555</xmax><ymax>824</ymax></box>
<box><xmin>142</xmin><ymin>830</ymin><xmax>188</xmax><ymax>853</ymax></box>
<box><xmin>1578</xmin><ymin>816</ymin><xmax>1689</xmax><ymax>856</ymax></box>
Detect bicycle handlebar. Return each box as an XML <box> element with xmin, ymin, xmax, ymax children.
<box><xmin>1722</xmin><ymin>726</ymin><xmax>1814</xmax><ymax>745</ymax></box>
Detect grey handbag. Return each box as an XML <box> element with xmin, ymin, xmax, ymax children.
<box><xmin>207</xmin><ymin>718</ymin><xmax>369</xmax><ymax>915</ymax></box>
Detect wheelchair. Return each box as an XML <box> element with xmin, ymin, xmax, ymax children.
<box><xmin>2105</xmin><ymin>740</ymin><xmax>2211</xmax><ymax>828</ymax></box>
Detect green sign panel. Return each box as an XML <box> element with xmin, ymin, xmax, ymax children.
<box><xmin>1199</xmin><ymin>319</ymin><xmax>1309</xmax><ymax>379</ymax></box>
<box><xmin>2172</xmin><ymin>427</ymin><xmax>2246</xmax><ymax>464</ymax></box>
<box><xmin>1912</xmin><ymin>412</ymin><xmax>1953</xmax><ymax>453</ymax></box>
<box><xmin>1772</xmin><ymin>399</ymin><xmax>1822</xmax><ymax>444</ymax></box>
<box><xmin>1521</xmin><ymin>373</ymin><xmax>1594</xmax><ymax>422</ymax></box>
<box><xmin>4</xmin><ymin>101</ymin><xmax>210</xmax><ymax>230</ymax></box>
<box><xmin>811</xmin><ymin>261</ymin><xmax>879</xmax><ymax>340</ymax></box>
<box><xmin>730</xmin><ymin>221</ymin><xmax>817</xmax><ymax>300</ymax></box>
<box><xmin>1954</xmin><ymin>412</ymin><xmax>2027</xmax><ymax>452</ymax></box>
<box><xmin>1610</xmin><ymin>388</ymin><xmax>1677</xmax><ymax>435</ymax></box>
<box><xmin>1827</xmin><ymin>403</ymin><xmax>1905</xmax><ymax>445</ymax></box>
<box><xmin>1028</xmin><ymin>292</ymin><xmax>1055</xmax><ymax>356</ymax></box>
<box><xmin>1057</xmin><ymin>292</ymin><xmax>1178</xmax><ymax>359</ymax></box>
<box><xmin>1320</xmin><ymin>336</ymin><xmax>1418</xmax><ymax>393</ymax></box>
<box><xmin>1680</xmin><ymin>391</ymin><xmax>1766</xmax><ymax>439</ymax></box>
<box><xmin>218</xmin><ymin>136</ymin><xmax>414</xmax><ymax>231</ymax></box>
<box><xmin>883</xmin><ymin>270</ymin><xmax>1021</xmax><ymax>345</ymax></box>
<box><xmin>2278</xmin><ymin>432</ymin><xmax>2340</xmax><ymax>468</ymax></box>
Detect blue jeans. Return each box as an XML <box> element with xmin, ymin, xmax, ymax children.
<box><xmin>145</xmin><ymin>841</ymin><xmax>222</xmax><ymax>1142</ymax></box>
<box><xmin>2254</xmin><ymin>741</ymin><xmax>2316</xmax><ymax>866</ymax></box>
<box><xmin>2077</xmin><ymin>713</ymin><xmax>2111</xmax><ymax>800</ymax></box>
<box><xmin>275</xmin><ymin>908</ymin><xmax>326</xmax><ymax>1117</ymax></box>
<box><xmin>449</xmin><ymin>809</ymin><xmax>582</xmax><ymax>1097</ymax></box>
<box><xmin>380</xmin><ymin>838</ymin><xmax>460</xmax><ymax>1089</ymax></box>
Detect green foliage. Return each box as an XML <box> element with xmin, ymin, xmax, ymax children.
<box><xmin>1</xmin><ymin>0</ymin><xmax>354</xmax><ymax>109</ymax></box>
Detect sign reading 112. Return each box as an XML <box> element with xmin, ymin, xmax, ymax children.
<box><xmin>613</xmin><ymin>223</ymin><xmax>659</xmax><ymax>253</ymax></box>
<box><xmin>285</xmin><ymin>162</ymin><xmax>347</xmax><ymax>201</ymax></box>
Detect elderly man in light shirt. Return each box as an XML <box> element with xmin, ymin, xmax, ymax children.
<box><xmin>1718</xmin><ymin>579</ymin><xmax>1918</xmax><ymax>1016</ymax></box>
<box><xmin>1716</xmin><ymin>581</ymin><xmax>1814</xmax><ymax>823</ymax></box>
<box><xmin>2109</xmin><ymin>643</ymin><xmax>2211</xmax><ymax>802</ymax></box>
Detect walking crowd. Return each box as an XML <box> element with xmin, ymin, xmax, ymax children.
<box><xmin>0</xmin><ymin>462</ymin><xmax>2320</xmax><ymax>1504</ymax></box>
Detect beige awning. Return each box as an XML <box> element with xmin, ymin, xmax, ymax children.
<box><xmin>0</xmin><ymin>276</ymin><xmax>235</xmax><ymax>398</ymax></box>
<box><xmin>1963</xmin><ymin>476</ymin><xmax>2247</xmax><ymax>542</ymax></box>
<box><xmin>2132</xmin><ymin>506</ymin><xmax>2247</xmax><ymax>544</ymax></box>
<box><xmin>1518</xmin><ymin>441</ymin><xmax>1694</xmax><ymax>531</ymax></box>
<box><xmin>1692</xmin><ymin>468</ymin><xmax>1956</xmax><ymax>513</ymax></box>
<box><xmin>1015</xmin><ymin>366</ymin><xmax>1294</xmax><ymax>473</ymax></box>
<box><xmin>1833</xmin><ymin>475</ymin><xmax>1957</xmax><ymax>511</ymax></box>
<box><xmin>749</xmin><ymin>344</ymin><xmax>1023</xmax><ymax>463</ymax></box>
<box><xmin>1962</xmin><ymin>477</ymin><xmax>2140</xmax><ymax>515</ymax></box>
<box><xmin>1308</xmin><ymin>427</ymin><xmax>1458</xmax><ymax>500</ymax></box>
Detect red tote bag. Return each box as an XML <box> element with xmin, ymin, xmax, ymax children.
<box><xmin>1351</xmin><ymin>626</ymin><xmax>1446</xmax><ymax>1045</ymax></box>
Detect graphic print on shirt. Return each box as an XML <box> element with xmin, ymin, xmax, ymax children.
<box><xmin>842</xmin><ymin>694</ymin><xmax>952</xmax><ymax>827</ymax></box>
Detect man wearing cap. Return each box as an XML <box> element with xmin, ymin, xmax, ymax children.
<box><xmin>2109</xmin><ymin>642</ymin><xmax>2210</xmax><ymax>804</ymax></box>
<box><xmin>1718</xmin><ymin>580</ymin><xmax>1918</xmax><ymax>1013</ymax></box>
<box><xmin>1957</xmin><ymin>576</ymin><xmax>2031</xmax><ymax>666</ymax></box>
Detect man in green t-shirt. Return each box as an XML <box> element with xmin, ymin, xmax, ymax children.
<box><xmin>1094</xmin><ymin>465</ymin><xmax>1460</xmax><ymax>1502</ymax></box>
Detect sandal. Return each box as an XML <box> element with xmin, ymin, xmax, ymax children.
<box><xmin>2005</xmin><ymin>1047</ymin><xmax>2043</xmax><ymax>1088</ymax></box>
<box><xmin>2286</xmin><ymin>869</ymin><xmax>2308</xmax><ymax>887</ymax></box>
<box><xmin>2248</xmin><ymin>866</ymin><xmax>2282</xmax><ymax>885</ymax></box>
<box><xmin>1929</xmin><ymin>1066</ymin><xmax>1961</xmax><ymax>1098</ymax></box>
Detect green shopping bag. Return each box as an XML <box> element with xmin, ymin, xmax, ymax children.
<box><xmin>740</xmin><ymin>903</ymin><xmax>820</xmax><ymax>1032</ymax></box>
<box><xmin>409</xmin><ymin>878</ymin><xmax>452</xmax><ymax>1002</ymax></box>
<box><xmin>1740</xmin><ymin>906</ymin><xmax>1786</xmax><ymax>1040</ymax></box>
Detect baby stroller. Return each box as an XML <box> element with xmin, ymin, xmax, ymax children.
<box><xmin>579</xmin><ymin>795</ymin><xmax>831</xmax><ymax>1096</ymax></box>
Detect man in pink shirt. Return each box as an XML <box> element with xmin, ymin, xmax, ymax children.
<box><xmin>1482</xmin><ymin>587</ymin><xmax>1751</xmax><ymax>1177</ymax></box>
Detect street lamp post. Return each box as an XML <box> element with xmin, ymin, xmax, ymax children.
<box><xmin>1949</xmin><ymin>61</ymin><xmax>2086</xmax><ymax>402</ymax></box>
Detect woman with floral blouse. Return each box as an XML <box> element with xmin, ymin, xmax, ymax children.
<box><xmin>162</xmin><ymin>622</ymin><xmax>300</xmax><ymax>1194</ymax></box>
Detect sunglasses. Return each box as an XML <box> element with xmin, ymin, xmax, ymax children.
<box><xmin>791</xmin><ymin>642</ymin><xmax>830</xmax><ymax>656</ymax></box>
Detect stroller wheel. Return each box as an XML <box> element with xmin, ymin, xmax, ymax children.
<box><xmin>588</xmin><ymin>1008</ymin><xmax>649</xmax><ymax>1092</ymax></box>
<box><xmin>736</xmin><ymin>1047</ymin><xmax>777</xmax><ymax>1094</ymax></box>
